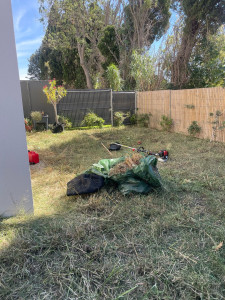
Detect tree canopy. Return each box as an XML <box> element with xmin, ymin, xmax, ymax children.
<box><xmin>27</xmin><ymin>0</ymin><xmax>225</xmax><ymax>90</ymax></box>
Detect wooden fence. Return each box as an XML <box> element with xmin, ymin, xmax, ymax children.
<box><xmin>137</xmin><ymin>87</ymin><xmax>225</xmax><ymax>142</ymax></box>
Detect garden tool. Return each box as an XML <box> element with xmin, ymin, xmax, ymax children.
<box><xmin>110</xmin><ymin>142</ymin><xmax>169</xmax><ymax>162</ymax></box>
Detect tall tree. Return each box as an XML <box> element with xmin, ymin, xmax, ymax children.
<box><xmin>116</xmin><ymin>0</ymin><xmax>171</xmax><ymax>88</ymax></box>
<box><xmin>39</xmin><ymin>0</ymin><xmax>112</xmax><ymax>89</ymax></box>
<box><xmin>122</xmin><ymin>0</ymin><xmax>171</xmax><ymax>50</ymax></box>
<box><xmin>171</xmin><ymin>0</ymin><xmax>225</xmax><ymax>88</ymax></box>
<box><xmin>28</xmin><ymin>46</ymin><xmax>50</xmax><ymax>80</ymax></box>
<box><xmin>187</xmin><ymin>26</ymin><xmax>225</xmax><ymax>88</ymax></box>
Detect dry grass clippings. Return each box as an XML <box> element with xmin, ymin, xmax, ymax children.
<box><xmin>109</xmin><ymin>153</ymin><xmax>142</xmax><ymax>176</ymax></box>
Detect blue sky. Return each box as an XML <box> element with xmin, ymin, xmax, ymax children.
<box><xmin>11</xmin><ymin>0</ymin><xmax>44</xmax><ymax>79</ymax></box>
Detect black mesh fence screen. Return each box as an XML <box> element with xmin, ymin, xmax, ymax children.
<box><xmin>20</xmin><ymin>81</ymin><xmax>136</xmax><ymax>126</ymax></box>
<box><xmin>112</xmin><ymin>91</ymin><xmax>136</xmax><ymax>124</ymax></box>
<box><xmin>57</xmin><ymin>89</ymin><xmax>112</xmax><ymax>126</ymax></box>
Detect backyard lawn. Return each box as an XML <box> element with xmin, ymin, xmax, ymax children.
<box><xmin>0</xmin><ymin>126</ymin><xmax>225</xmax><ymax>299</ymax></box>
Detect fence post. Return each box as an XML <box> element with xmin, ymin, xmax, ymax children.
<box><xmin>135</xmin><ymin>91</ymin><xmax>137</xmax><ymax>114</ymax></box>
<box><xmin>110</xmin><ymin>89</ymin><xmax>113</xmax><ymax>126</ymax></box>
<box><xmin>27</xmin><ymin>81</ymin><xmax>32</xmax><ymax>114</ymax></box>
<box><xmin>169</xmin><ymin>89</ymin><xmax>172</xmax><ymax>118</ymax></box>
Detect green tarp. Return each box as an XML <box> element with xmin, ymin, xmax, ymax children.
<box><xmin>87</xmin><ymin>154</ymin><xmax>161</xmax><ymax>195</ymax></box>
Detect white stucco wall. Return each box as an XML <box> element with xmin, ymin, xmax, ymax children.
<box><xmin>0</xmin><ymin>1</ymin><xmax>33</xmax><ymax>216</ymax></box>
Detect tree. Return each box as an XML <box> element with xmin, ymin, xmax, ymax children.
<box><xmin>43</xmin><ymin>79</ymin><xmax>67</xmax><ymax>123</ymax></box>
<box><xmin>187</xmin><ymin>26</ymin><xmax>225</xmax><ymax>88</ymax></box>
<box><xmin>122</xmin><ymin>0</ymin><xmax>171</xmax><ymax>50</ymax></box>
<box><xmin>114</xmin><ymin>0</ymin><xmax>171</xmax><ymax>89</ymax></box>
<box><xmin>28</xmin><ymin>42</ymin><xmax>87</xmax><ymax>88</ymax></box>
<box><xmin>171</xmin><ymin>0</ymin><xmax>225</xmax><ymax>88</ymax></box>
<box><xmin>130</xmin><ymin>50</ymin><xmax>156</xmax><ymax>91</ymax></box>
<box><xmin>28</xmin><ymin>46</ymin><xmax>50</xmax><ymax>80</ymax></box>
<box><xmin>39</xmin><ymin>0</ymin><xmax>110</xmax><ymax>89</ymax></box>
<box><xmin>98</xmin><ymin>25</ymin><xmax>120</xmax><ymax>70</ymax></box>
<box><xmin>106</xmin><ymin>64</ymin><xmax>123</xmax><ymax>90</ymax></box>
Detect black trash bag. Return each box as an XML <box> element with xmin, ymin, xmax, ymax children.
<box><xmin>52</xmin><ymin>122</ymin><xmax>64</xmax><ymax>133</ymax></box>
<box><xmin>109</xmin><ymin>142</ymin><xmax>121</xmax><ymax>151</ymax></box>
<box><xmin>67</xmin><ymin>173</ymin><xmax>105</xmax><ymax>196</ymax></box>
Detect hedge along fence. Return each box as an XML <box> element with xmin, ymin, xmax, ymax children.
<box><xmin>137</xmin><ymin>87</ymin><xmax>225</xmax><ymax>142</ymax></box>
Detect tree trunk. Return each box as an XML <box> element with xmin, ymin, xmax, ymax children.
<box><xmin>77</xmin><ymin>43</ymin><xmax>93</xmax><ymax>89</ymax></box>
<box><xmin>53</xmin><ymin>103</ymin><xmax>58</xmax><ymax>123</ymax></box>
<box><xmin>171</xmin><ymin>21</ymin><xmax>200</xmax><ymax>88</ymax></box>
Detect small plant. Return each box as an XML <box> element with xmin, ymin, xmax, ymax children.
<box><xmin>81</xmin><ymin>112</ymin><xmax>105</xmax><ymax>128</ymax></box>
<box><xmin>113</xmin><ymin>111</ymin><xmax>129</xmax><ymax>127</ymax></box>
<box><xmin>185</xmin><ymin>104</ymin><xmax>195</xmax><ymax>109</ymax></box>
<box><xmin>160</xmin><ymin>115</ymin><xmax>173</xmax><ymax>131</ymax></box>
<box><xmin>209</xmin><ymin>110</ymin><xmax>225</xmax><ymax>141</ymax></box>
<box><xmin>137</xmin><ymin>113</ymin><xmax>150</xmax><ymax>127</ymax></box>
<box><xmin>30</xmin><ymin>111</ymin><xmax>42</xmax><ymax>122</ymax></box>
<box><xmin>43</xmin><ymin>79</ymin><xmax>67</xmax><ymax>123</ymax></box>
<box><xmin>130</xmin><ymin>113</ymin><xmax>137</xmax><ymax>125</ymax></box>
<box><xmin>188</xmin><ymin>121</ymin><xmax>201</xmax><ymax>137</ymax></box>
<box><xmin>24</xmin><ymin>118</ymin><xmax>33</xmax><ymax>132</ymax></box>
<box><xmin>58</xmin><ymin>115</ymin><xmax>73</xmax><ymax>129</ymax></box>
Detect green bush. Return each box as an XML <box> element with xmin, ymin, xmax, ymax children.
<box><xmin>113</xmin><ymin>111</ymin><xmax>129</xmax><ymax>127</ymax></box>
<box><xmin>160</xmin><ymin>115</ymin><xmax>173</xmax><ymax>131</ymax></box>
<box><xmin>58</xmin><ymin>115</ymin><xmax>73</xmax><ymax>129</ymax></box>
<box><xmin>30</xmin><ymin>111</ymin><xmax>42</xmax><ymax>122</ymax></box>
<box><xmin>130</xmin><ymin>113</ymin><xmax>137</xmax><ymax>125</ymax></box>
<box><xmin>188</xmin><ymin>121</ymin><xmax>201</xmax><ymax>136</ymax></box>
<box><xmin>81</xmin><ymin>112</ymin><xmax>105</xmax><ymax>128</ymax></box>
<box><xmin>137</xmin><ymin>113</ymin><xmax>150</xmax><ymax>127</ymax></box>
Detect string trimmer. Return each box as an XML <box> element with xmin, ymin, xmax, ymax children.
<box><xmin>109</xmin><ymin>142</ymin><xmax>169</xmax><ymax>162</ymax></box>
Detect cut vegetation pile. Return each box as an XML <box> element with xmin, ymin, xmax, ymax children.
<box><xmin>109</xmin><ymin>153</ymin><xmax>142</xmax><ymax>176</ymax></box>
<box><xmin>0</xmin><ymin>127</ymin><xmax>225</xmax><ymax>300</ymax></box>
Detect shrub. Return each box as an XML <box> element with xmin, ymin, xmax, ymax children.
<box><xmin>160</xmin><ymin>115</ymin><xmax>173</xmax><ymax>131</ymax></box>
<box><xmin>58</xmin><ymin>115</ymin><xmax>73</xmax><ymax>129</ymax></box>
<box><xmin>130</xmin><ymin>113</ymin><xmax>137</xmax><ymax>125</ymax></box>
<box><xmin>106</xmin><ymin>64</ymin><xmax>123</xmax><ymax>91</ymax></box>
<box><xmin>81</xmin><ymin>112</ymin><xmax>105</xmax><ymax>128</ymax></box>
<box><xmin>30</xmin><ymin>111</ymin><xmax>42</xmax><ymax>122</ymax></box>
<box><xmin>24</xmin><ymin>118</ymin><xmax>33</xmax><ymax>132</ymax></box>
<box><xmin>113</xmin><ymin>111</ymin><xmax>130</xmax><ymax>127</ymax></box>
<box><xmin>188</xmin><ymin>121</ymin><xmax>201</xmax><ymax>136</ymax></box>
<box><xmin>137</xmin><ymin>113</ymin><xmax>150</xmax><ymax>127</ymax></box>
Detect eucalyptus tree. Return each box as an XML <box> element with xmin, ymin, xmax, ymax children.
<box><xmin>116</xmin><ymin>0</ymin><xmax>171</xmax><ymax>88</ymax></box>
<box><xmin>122</xmin><ymin>0</ymin><xmax>171</xmax><ymax>50</ymax></box>
<box><xmin>39</xmin><ymin>0</ymin><xmax>114</xmax><ymax>89</ymax></box>
<box><xmin>171</xmin><ymin>0</ymin><xmax>225</xmax><ymax>88</ymax></box>
<box><xmin>187</xmin><ymin>26</ymin><xmax>225</xmax><ymax>88</ymax></box>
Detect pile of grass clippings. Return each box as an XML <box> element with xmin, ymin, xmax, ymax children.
<box><xmin>109</xmin><ymin>153</ymin><xmax>143</xmax><ymax>176</ymax></box>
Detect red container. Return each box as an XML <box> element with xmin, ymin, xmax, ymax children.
<box><xmin>28</xmin><ymin>151</ymin><xmax>39</xmax><ymax>164</ymax></box>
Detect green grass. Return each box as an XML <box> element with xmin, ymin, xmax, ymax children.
<box><xmin>69</xmin><ymin>125</ymin><xmax>112</xmax><ymax>130</ymax></box>
<box><xmin>0</xmin><ymin>126</ymin><xmax>225</xmax><ymax>299</ymax></box>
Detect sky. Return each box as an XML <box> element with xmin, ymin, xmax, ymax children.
<box><xmin>11</xmin><ymin>0</ymin><xmax>44</xmax><ymax>79</ymax></box>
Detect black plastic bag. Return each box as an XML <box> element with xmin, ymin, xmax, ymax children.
<box><xmin>67</xmin><ymin>173</ymin><xmax>105</xmax><ymax>196</ymax></box>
